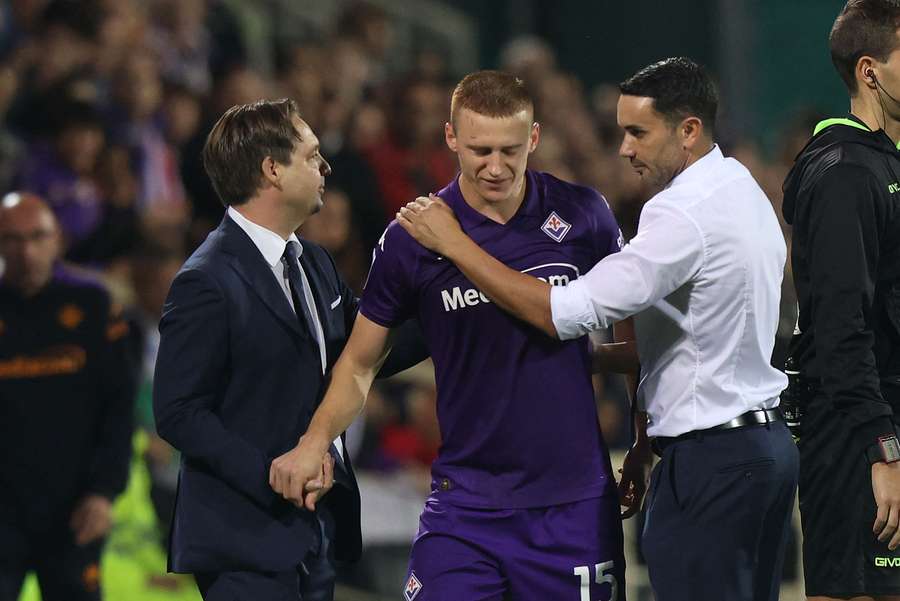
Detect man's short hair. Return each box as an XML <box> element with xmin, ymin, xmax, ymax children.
<box><xmin>618</xmin><ymin>57</ymin><xmax>718</xmax><ymax>136</ymax></box>
<box><xmin>202</xmin><ymin>98</ymin><xmax>302</xmax><ymax>207</ymax></box>
<box><xmin>830</xmin><ymin>0</ymin><xmax>900</xmax><ymax>94</ymax></box>
<box><xmin>450</xmin><ymin>70</ymin><xmax>533</xmax><ymax>127</ymax></box>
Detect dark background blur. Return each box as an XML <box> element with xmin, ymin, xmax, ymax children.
<box><xmin>0</xmin><ymin>1</ymin><xmax>847</xmax><ymax>599</ymax></box>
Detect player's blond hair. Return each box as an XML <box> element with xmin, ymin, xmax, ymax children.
<box><xmin>450</xmin><ymin>70</ymin><xmax>533</xmax><ymax>127</ymax></box>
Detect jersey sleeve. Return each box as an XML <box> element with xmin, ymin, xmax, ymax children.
<box><xmin>358</xmin><ymin>221</ymin><xmax>419</xmax><ymax>328</ymax></box>
<box><xmin>587</xmin><ymin>189</ymin><xmax>625</xmax><ymax>261</ymax></box>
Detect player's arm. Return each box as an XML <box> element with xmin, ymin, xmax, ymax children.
<box><xmin>591</xmin><ymin>318</ymin><xmax>639</xmax><ymax>375</ymax></box>
<box><xmin>398</xmin><ymin>195</ymin><xmax>703</xmax><ymax>341</ymax></box>
<box><xmin>269</xmin><ymin>314</ymin><xmax>393</xmax><ymax>509</ymax></box>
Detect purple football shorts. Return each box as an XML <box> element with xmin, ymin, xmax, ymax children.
<box><xmin>402</xmin><ymin>494</ymin><xmax>626</xmax><ymax>601</ymax></box>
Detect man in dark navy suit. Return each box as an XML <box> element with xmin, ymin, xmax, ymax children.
<box><xmin>153</xmin><ymin>98</ymin><xmax>423</xmax><ymax>600</ymax></box>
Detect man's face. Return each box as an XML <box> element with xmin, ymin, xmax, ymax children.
<box><xmin>617</xmin><ymin>95</ymin><xmax>687</xmax><ymax>194</ymax></box>
<box><xmin>446</xmin><ymin>107</ymin><xmax>538</xmax><ymax>205</ymax></box>
<box><xmin>276</xmin><ymin>117</ymin><xmax>332</xmax><ymax>219</ymax></box>
<box><xmin>0</xmin><ymin>194</ymin><xmax>60</xmax><ymax>296</ymax></box>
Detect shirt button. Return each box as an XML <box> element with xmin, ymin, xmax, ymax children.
<box><xmin>440</xmin><ymin>478</ymin><xmax>452</xmax><ymax>491</ymax></box>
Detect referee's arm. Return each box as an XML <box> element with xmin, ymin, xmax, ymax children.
<box><xmin>807</xmin><ymin>166</ymin><xmax>894</xmax><ymax>442</ymax></box>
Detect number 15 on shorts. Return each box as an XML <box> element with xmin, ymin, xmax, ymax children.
<box><xmin>574</xmin><ymin>561</ymin><xmax>618</xmax><ymax>601</ymax></box>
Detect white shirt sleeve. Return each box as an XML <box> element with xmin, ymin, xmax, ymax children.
<box><xmin>550</xmin><ymin>201</ymin><xmax>706</xmax><ymax>340</ymax></box>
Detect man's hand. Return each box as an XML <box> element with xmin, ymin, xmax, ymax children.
<box><xmin>618</xmin><ymin>441</ymin><xmax>654</xmax><ymax>519</ymax></box>
<box><xmin>70</xmin><ymin>494</ymin><xmax>113</xmax><ymax>546</ymax></box>
<box><xmin>303</xmin><ymin>451</ymin><xmax>335</xmax><ymax>511</ymax></box>
<box><xmin>270</xmin><ymin>435</ymin><xmax>333</xmax><ymax>510</ymax></box>
<box><xmin>873</xmin><ymin>461</ymin><xmax>900</xmax><ymax>549</ymax></box>
<box><xmin>396</xmin><ymin>194</ymin><xmax>465</xmax><ymax>257</ymax></box>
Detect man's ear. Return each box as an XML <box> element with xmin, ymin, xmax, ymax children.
<box><xmin>261</xmin><ymin>156</ymin><xmax>280</xmax><ymax>188</ymax></box>
<box><xmin>680</xmin><ymin>116</ymin><xmax>704</xmax><ymax>151</ymax></box>
<box><xmin>445</xmin><ymin>122</ymin><xmax>458</xmax><ymax>153</ymax></box>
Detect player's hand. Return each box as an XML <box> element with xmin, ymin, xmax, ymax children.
<box><xmin>872</xmin><ymin>461</ymin><xmax>900</xmax><ymax>549</ymax></box>
<box><xmin>618</xmin><ymin>440</ymin><xmax>654</xmax><ymax>519</ymax></box>
<box><xmin>396</xmin><ymin>194</ymin><xmax>464</xmax><ymax>257</ymax></box>
<box><xmin>70</xmin><ymin>494</ymin><xmax>113</xmax><ymax>546</ymax></box>
<box><xmin>269</xmin><ymin>435</ymin><xmax>331</xmax><ymax>510</ymax></box>
<box><xmin>302</xmin><ymin>451</ymin><xmax>336</xmax><ymax>511</ymax></box>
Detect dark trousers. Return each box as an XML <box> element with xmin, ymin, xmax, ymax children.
<box><xmin>0</xmin><ymin>520</ymin><xmax>103</xmax><ymax>601</ymax></box>
<box><xmin>196</xmin><ymin>508</ymin><xmax>337</xmax><ymax>601</ymax></box>
<box><xmin>642</xmin><ymin>420</ymin><xmax>798</xmax><ymax>601</ymax></box>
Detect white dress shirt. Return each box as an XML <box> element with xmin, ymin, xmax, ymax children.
<box><xmin>550</xmin><ymin>146</ymin><xmax>788</xmax><ymax>437</ymax></box>
<box><xmin>227</xmin><ymin>207</ymin><xmax>342</xmax><ymax>455</ymax></box>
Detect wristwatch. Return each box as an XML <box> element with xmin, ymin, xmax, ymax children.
<box><xmin>866</xmin><ymin>435</ymin><xmax>900</xmax><ymax>464</ymax></box>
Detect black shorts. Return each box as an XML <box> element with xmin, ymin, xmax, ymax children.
<box><xmin>799</xmin><ymin>402</ymin><xmax>900</xmax><ymax>597</ymax></box>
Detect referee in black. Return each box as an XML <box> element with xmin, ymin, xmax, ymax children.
<box><xmin>782</xmin><ymin>1</ymin><xmax>900</xmax><ymax>598</ymax></box>
<box><xmin>0</xmin><ymin>193</ymin><xmax>136</xmax><ymax>601</ymax></box>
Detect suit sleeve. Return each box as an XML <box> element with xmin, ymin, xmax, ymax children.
<box><xmin>153</xmin><ymin>268</ymin><xmax>279</xmax><ymax>509</ymax></box>
<box><xmin>85</xmin><ymin>299</ymin><xmax>137</xmax><ymax>500</ymax></box>
<box><xmin>807</xmin><ymin>164</ymin><xmax>894</xmax><ymax>444</ymax></box>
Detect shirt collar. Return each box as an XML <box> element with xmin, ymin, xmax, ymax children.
<box><xmin>667</xmin><ymin>144</ymin><xmax>724</xmax><ymax>190</ymax></box>
<box><xmin>227</xmin><ymin>206</ymin><xmax>301</xmax><ymax>267</ymax></box>
<box><xmin>441</xmin><ymin>170</ymin><xmax>540</xmax><ymax>228</ymax></box>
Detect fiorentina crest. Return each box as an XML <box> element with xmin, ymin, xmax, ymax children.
<box><xmin>541</xmin><ymin>211</ymin><xmax>571</xmax><ymax>242</ymax></box>
<box><xmin>404</xmin><ymin>572</ymin><xmax>423</xmax><ymax>600</ymax></box>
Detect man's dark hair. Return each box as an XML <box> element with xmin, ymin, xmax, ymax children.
<box><xmin>619</xmin><ymin>57</ymin><xmax>718</xmax><ymax>136</ymax></box>
<box><xmin>829</xmin><ymin>0</ymin><xmax>900</xmax><ymax>94</ymax></box>
<box><xmin>202</xmin><ymin>98</ymin><xmax>302</xmax><ymax>207</ymax></box>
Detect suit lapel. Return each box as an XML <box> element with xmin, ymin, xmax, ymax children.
<box><xmin>298</xmin><ymin>245</ymin><xmax>336</xmax><ymax>345</ymax></box>
<box><xmin>218</xmin><ymin>216</ymin><xmax>308</xmax><ymax>341</ymax></box>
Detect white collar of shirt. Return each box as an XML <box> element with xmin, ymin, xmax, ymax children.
<box><xmin>227</xmin><ymin>206</ymin><xmax>301</xmax><ymax>265</ymax></box>
<box><xmin>666</xmin><ymin>144</ymin><xmax>723</xmax><ymax>191</ymax></box>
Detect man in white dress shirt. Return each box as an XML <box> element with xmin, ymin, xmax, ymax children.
<box><xmin>397</xmin><ymin>57</ymin><xmax>798</xmax><ymax>601</ymax></box>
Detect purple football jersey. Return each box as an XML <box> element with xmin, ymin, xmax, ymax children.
<box><xmin>360</xmin><ymin>170</ymin><xmax>623</xmax><ymax>508</ymax></box>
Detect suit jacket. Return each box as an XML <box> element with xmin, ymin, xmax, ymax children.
<box><xmin>153</xmin><ymin>215</ymin><xmax>362</xmax><ymax>573</ymax></box>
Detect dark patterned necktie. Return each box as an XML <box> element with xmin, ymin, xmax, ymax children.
<box><xmin>282</xmin><ymin>240</ymin><xmax>318</xmax><ymax>338</ymax></box>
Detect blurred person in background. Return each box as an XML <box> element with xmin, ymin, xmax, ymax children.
<box><xmin>127</xmin><ymin>241</ymin><xmax>184</xmax><ymax>545</ymax></box>
<box><xmin>272</xmin><ymin>70</ymin><xmax>631</xmax><ymax>601</ymax></box>
<box><xmin>15</xmin><ymin>99</ymin><xmax>106</xmax><ymax>254</ymax></box>
<box><xmin>363</xmin><ymin>77</ymin><xmax>457</xmax><ymax>216</ymax></box>
<box><xmin>0</xmin><ymin>192</ymin><xmax>136</xmax><ymax>601</ymax></box>
<box><xmin>299</xmin><ymin>187</ymin><xmax>370</xmax><ymax>294</ymax></box>
<box><xmin>781</xmin><ymin>1</ymin><xmax>900</xmax><ymax>598</ymax></box>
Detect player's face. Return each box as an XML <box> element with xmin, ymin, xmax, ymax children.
<box><xmin>617</xmin><ymin>95</ymin><xmax>688</xmax><ymax>194</ymax></box>
<box><xmin>276</xmin><ymin>117</ymin><xmax>332</xmax><ymax>220</ymax></box>
<box><xmin>0</xmin><ymin>193</ymin><xmax>61</xmax><ymax>297</ymax></box>
<box><xmin>446</xmin><ymin>107</ymin><xmax>539</xmax><ymax>205</ymax></box>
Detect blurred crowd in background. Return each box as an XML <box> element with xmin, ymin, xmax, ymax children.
<box><xmin>0</xmin><ymin>0</ymin><xmax>824</xmax><ymax>598</ymax></box>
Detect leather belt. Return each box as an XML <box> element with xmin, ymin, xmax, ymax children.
<box><xmin>651</xmin><ymin>408</ymin><xmax>784</xmax><ymax>457</ymax></box>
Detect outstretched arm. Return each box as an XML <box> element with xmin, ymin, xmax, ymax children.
<box><xmin>269</xmin><ymin>314</ymin><xmax>392</xmax><ymax>508</ymax></box>
<box><xmin>398</xmin><ymin>195</ymin><xmax>703</xmax><ymax>342</ymax></box>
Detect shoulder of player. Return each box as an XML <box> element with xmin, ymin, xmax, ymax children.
<box><xmin>536</xmin><ymin>171</ymin><xmax>613</xmax><ymax>226</ymax></box>
<box><xmin>378</xmin><ymin>219</ymin><xmax>433</xmax><ymax>259</ymax></box>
